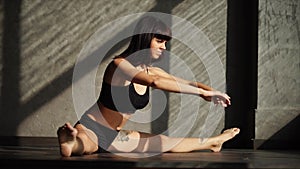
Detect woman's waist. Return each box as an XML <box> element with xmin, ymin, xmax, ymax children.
<box><xmin>86</xmin><ymin>102</ymin><xmax>132</xmax><ymax>130</ymax></box>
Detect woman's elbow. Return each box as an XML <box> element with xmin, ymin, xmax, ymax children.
<box><xmin>149</xmin><ymin>75</ymin><xmax>161</xmax><ymax>88</ymax></box>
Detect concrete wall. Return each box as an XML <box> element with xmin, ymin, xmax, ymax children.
<box><xmin>256</xmin><ymin>0</ymin><xmax>300</xmax><ymax>148</ymax></box>
<box><xmin>0</xmin><ymin>0</ymin><xmax>298</xmax><ymax>150</ymax></box>
<box><xmin>0</xmin><ymin>0</ymin><xmax>227</xmax><ymax>138</ymax></box>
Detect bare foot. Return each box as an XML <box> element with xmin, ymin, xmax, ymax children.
<box><xmin>57</xmin><ymin>122</ymin><xmax>78</xmax><ymax>157</ymax></box>
<box><xmin>210</xmin><ymin>127</ymin><xmax>240</xmax><ymax>152</ymax></box>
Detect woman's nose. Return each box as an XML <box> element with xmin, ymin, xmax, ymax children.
<box><xmin>160</xmin><ymin>43</ymin><xmax>166</xmax><ymax>50</ymax></box>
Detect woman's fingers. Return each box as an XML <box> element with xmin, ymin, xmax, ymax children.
<box><xmin>213</xmin><ymin>95</ymin><xmax>231</xmax><ymax>107</ymax></box>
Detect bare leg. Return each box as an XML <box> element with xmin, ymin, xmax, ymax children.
<box><xmin>58</xmin><ymin>122</ymin><xmax>239</xmax><ymax>156</ymax></box>
<box><xmin>209</xmin><ymin>128</ymin><xmax>241</xmax><ymax>152</ymax></box>
<box><xmin>108</xmin><ymin>128</ymin><xmax>240</xmax><ymax>153</ymax></box>
<box><xmin>169</xmin><ymin>127</ymin><xmax>240</xmax><ymax>152</ymax></box>
<box><xmin>57</xmin><ymin>122</ymin><xmax>98</xmax><ymax>157</ymax></box>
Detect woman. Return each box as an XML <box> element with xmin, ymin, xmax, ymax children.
<box><xmin>57</xmin><ymin>16</ymin><xmax>240</xmax><ymax>157</ymax></box>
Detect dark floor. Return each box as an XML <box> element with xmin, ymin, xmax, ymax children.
<box><xmin>0</xmin><ymin>143</ymin><xmax>299</xmax><ymax>169</ymax></box>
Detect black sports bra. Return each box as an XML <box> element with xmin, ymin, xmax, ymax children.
<box><xmin>98</xmin><ymin>81</ymin><xmax>149</xmax><ymax>113</ymax></box>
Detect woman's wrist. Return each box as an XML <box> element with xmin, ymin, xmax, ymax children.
<box><xmin>198</xmin><ymin>88</ymin><xmax>207</xmax><ymax>97</ymax></box>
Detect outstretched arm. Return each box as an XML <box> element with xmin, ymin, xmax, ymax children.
<box><xmin>147</xmin><ymin>66</ymin><xmax>230</xmax><ymax>107</ymax></box>
<box><xmin>114</xmin><ymin>58</ymin><xmax>206</xmax><ymax>95</ymax></box>
<box><xmin>148</xmin><ymin>66</ymin><xmax>213</xmax><ymax>90</ymax></box>
<box><xmin>114</xmin><ymin>58</ymin><xmax>230</xmax><ymax>107</ymax></box>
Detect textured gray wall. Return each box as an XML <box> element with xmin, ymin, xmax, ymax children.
<box><xmin>256</xmin><ymin>0</ymin><xmax>300</xmax><ymax>147</ymax></box>
<box><xmin>1</xmin><ymin>0</ymin><xmax>298</xmax><ymax>150</ymax></box>
<box><xmin>0</xmin><ymin>0</ymin><xmax>227</xmax><ymax>137</ymax></box>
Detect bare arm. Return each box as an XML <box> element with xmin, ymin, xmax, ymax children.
<box><xmin>148</xmin><ymin>66</ymin><xmax>231</xmax><ymax>107</ymax></box>
<box><xmin>114</xmin><ymin>58</ymin><xmax>230</xmax><ymax>107</ymax></box>
<box><xmin>148</xmin><ymin>67</ymin><xmax>214</xmax><ymax>91</ymax></box>
<box><xmin>114</xmin><ymin>58</ymin><xmax>206</xmax><ymax>96</ymax></box>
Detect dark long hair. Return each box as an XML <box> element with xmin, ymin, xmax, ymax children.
<box><xmin>116</xmin><ymin>16</ymin><xmax>172</xmax><ymax>66</ymax></box>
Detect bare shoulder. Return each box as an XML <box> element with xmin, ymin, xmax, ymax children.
<box><xmin>103</xmin><ymin>58</ymin><xmax>128</xmax><ymax>84</ymax></box>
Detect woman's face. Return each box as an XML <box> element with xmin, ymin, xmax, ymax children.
<box><xmin>150</xmin><ymin>37</ymin><xmax>167</xmax><ymax>59</ymax></box>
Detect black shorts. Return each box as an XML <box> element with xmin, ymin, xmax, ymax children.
<box><xmin>77</xmin><ymin>113</ymin><xmax>119</xmax><ymax>152</ymax></box>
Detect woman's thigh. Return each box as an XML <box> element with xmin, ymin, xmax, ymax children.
<box><xmin>107</xmin><ymin>130</ymin><xmax>167</xmax><ymax>153</ymax></box>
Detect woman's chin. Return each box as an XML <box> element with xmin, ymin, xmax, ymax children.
<box><xmin>151</xmin><ymin>54</ymin><xmax>161</xmax><ymax>60</ymax></box>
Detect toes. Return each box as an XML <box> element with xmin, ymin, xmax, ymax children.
<box><xmin>223</xmin><ymin>127</ymin><xmax>240</xmax><ymax>135</ymax></box>
<box><xmin>232</xmin><ymin>128</ymin><xmax>240</xmax><ymax>133</ymax></box>
<box><xmin>57</xmin><ymin>123</ymin><xmax>72</xmax><ymax>135</ymax></box>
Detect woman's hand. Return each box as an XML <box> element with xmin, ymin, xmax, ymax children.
<box><xmin>201</xmin><ymin>90</ymin><xmax>231</xmax><ymax>107</ymax></box>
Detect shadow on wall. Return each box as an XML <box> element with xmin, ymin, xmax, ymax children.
<box><xmin>3</xmin><ymin>0</ymin><xmax>296</xmax><ymax>151</ymax></box>
<box><xmin>0</xmin><ymin>0</ymin><xmax>183</xmax><ymax>138</ymax></box>
<box><xmin>255</xmin><ymin>115</ymin><xmax>300</xmax><ymax>150</ymax></box>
